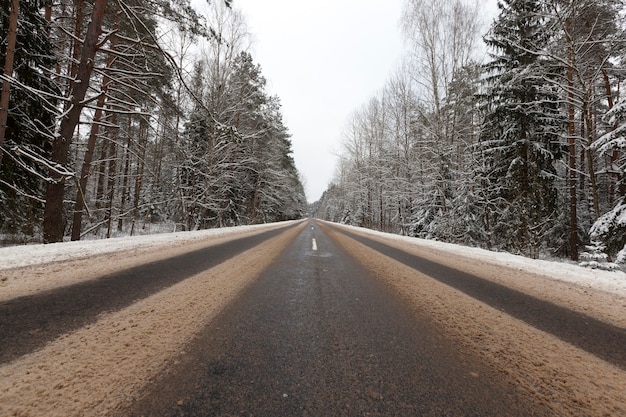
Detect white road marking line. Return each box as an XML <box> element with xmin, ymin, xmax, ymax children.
<box><xmin>312</xmin><ymin>238</ymin><xmax>317</xmax><ymax>251</ymax></box>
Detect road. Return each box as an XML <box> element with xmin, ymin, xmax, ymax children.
<box><xmin>0</xmin><ymin>224</ymin><xmax>294</xmax><ymax>364</ymax></box>
<box><xmin>1</xmin><ymin>220</ymin><xmax>624</xmax><ymax>416</ymax></box>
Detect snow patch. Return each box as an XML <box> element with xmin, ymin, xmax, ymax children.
<box><xmin>0</xmin><ymin>221</ymin><xmax>299</xmax><ymax>270</ymax></box>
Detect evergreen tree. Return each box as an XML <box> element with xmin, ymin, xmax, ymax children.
<box><xmin>444</xmin><ymin>64</ymin><xmax>487</xmax><ymax>246</ymax></box>
<box><xmin>0</xmin><ymin>0</ymin><xmax>59</xmax><ymax>237</ymax></box>
<box><xmin>480</xmin><ymin>0</ymin><xmax>564</xmax><ymax>257</ymax></box>
<box><xmin>590</xmin><ymin>96</ymin><xmax>626</xmax><ymax>263</ymax></box>
<box><xmin>179</xmin><ymin>52</ymin><xmax>305</xmax><ymax>229</ymax></box>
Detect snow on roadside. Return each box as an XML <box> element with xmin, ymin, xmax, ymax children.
<box><xmin>2</xmin><ymin>219</ymin><xmax>625</xmax><ymax>298</ymax></box>
<box><xmin>336</xmin><ymin>223</ymin><xmax>626</xmax><ymax>298</ymax></box>
<box><xmin>0</xmin><ymin>221</ymin><xmax>298</xmax><ymax>270</ymax></box>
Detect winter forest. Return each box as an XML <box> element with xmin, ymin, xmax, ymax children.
<box><xmin>314</xmin><ymin>0</ymin><xmax>626</xmax><ymax>264</ymax></box>
<box><xmin>2</xmin><ymin>0</ymin><xmax>626</xmax><ymax>267</ymax></box>
<box><xmin>0</xmin><ymin>0</ymin><xmax>306</xmax><ymax>245</ymax></box>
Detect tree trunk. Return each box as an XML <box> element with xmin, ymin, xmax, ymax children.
<box><xmin>566</xmin><ymin>17</ymin><xmax>578</xmax><ymax>261</ymax></box>
<box><xmin>584</xmin><ymin>103</ymin><xmax>600</xmax><ymax>220</ymax></box>
<box><xmin>130</xmin><ymin>119</ymin><xmax>147</xmax><ymax>235</ymax></box>
<box><xmin>118</xmin><ymin>116</ymin><xmax>133</xmax><ymax>232</ymax></box>
<box><xmin>105</xmin><ymin>122</ymin><xmax>117</xmax><ymax>239</ymax></box>
<box><xmin>0</xmin><ymin>0</ymin><xmax>19</xmax><ymax>169</ymax></box>
<box><xmin>95</xmin><ymin>142</ymin><xmax>108</xmax><ymax>210</ymax></box>
<box><xmin>44</xmin><ymin>0</ymin><xmax>51</xmax><ymax>25</ymax></box>
<box><xmin>71</xmin><ymin>5</ymin><xmax>118</xmax><ymax>241</ymax></box>
<box><xmin>70</xmin><ymin>72</ymin><xmax>111</xmax><ymax>240</ymax></box>
<box><xmin>602</xmin><ymin>69</ymin><xmax>621</xmax><ymax>203</ymax></box>
<box><xmin>43</xmin><ymin>0</ymin><xmax>108</xmax><ymax>243</ymax></box>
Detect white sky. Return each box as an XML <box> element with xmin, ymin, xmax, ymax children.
<box><xmin>231</xmin><ymin>1</ymin><xmax>499</xmax><ymax>203</ymax></box>
<box><xmin>234</xmin><ymin>0</ymin><xmax>407</xmax><ymax>202</ymax></box>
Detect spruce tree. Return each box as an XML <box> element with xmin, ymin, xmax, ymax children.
<box><xmin>590</xmin><ymin>96</ymin><xmax>626</xmax><ymax>263</ymax></box>
<box><xmin>481</xmin><ymin>0</ymin><xmax>564</xmax><ymax>257</ymax></box>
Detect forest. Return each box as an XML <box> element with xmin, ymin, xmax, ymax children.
<box><xmin>0</xmin><ymin>0</ymin><xmax>306</xmax><ymax>245</ymax></box>
<box><xmin>314</xmin><ymin>0</ymin><xmax>626</xmax><ymax>265</ymax></box>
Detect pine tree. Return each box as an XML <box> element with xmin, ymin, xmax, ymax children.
<box><xmin>179</xmin><ymin>52</ymin><xmax>306</xmax><ymax>229</ymax></box>
<box><xmin>0</xmin><ymin>0</ymin><xmax>59</xmax><ymax>237</ymax></box>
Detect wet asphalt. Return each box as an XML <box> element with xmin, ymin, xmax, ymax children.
<box><xmin>124</xmin><ymin>220</ymin><xmax>547</xmax><ymax>416</ymax></box>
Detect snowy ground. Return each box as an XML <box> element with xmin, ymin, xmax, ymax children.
<box><xmin>1</xmin><ymin>219</ymin><xmax>625</xmax><ymax>298</ymax></box>
<box><xmin>0</xmin><ymin>222</ymin><xmax>296</xmax><ymax>270</ymax></box>
<box><xmin>334</xmin><ymin>223</ymin><xmax>626</xmax><ymax>298</ymax></box>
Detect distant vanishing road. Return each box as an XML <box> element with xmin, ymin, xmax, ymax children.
<box><xmin>1</xmin><ymin>220</ymin><xmax>624</xmax><ymax>416</ymax></box>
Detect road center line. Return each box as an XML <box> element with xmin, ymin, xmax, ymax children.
<box><xmin>312</xmin><ymin>238</ymin><xmax>317</xmax><ymax>251</ymax></box>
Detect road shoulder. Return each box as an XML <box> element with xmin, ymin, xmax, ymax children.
<box><xmin>0</xmin><ymin>223</ymin><xmax>305</xmax><ymax>417</ymax></box>
<box><xmin>322</xmin><ymin>223</ymin><xmax>626</xmax><ymax>417</ymax></box>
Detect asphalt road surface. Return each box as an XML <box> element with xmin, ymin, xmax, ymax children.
<box><xmin>123</xmin><ymin>221</ymin><xmax>546</xmax><ymax>416</ymax></box>
<box><xmin>332</xmin><ymin>225</ymin><xmax>626</xmax><ymax>370</ymax></box>
<box><xmin>0</xmin><ymin>224</ymin><xmax>293</xmax><ymax>364</ymax></box>
<box><xmin>2</xmin><ymin>219</ymin><xmax>623</xmax><ymax>416</ymax></box>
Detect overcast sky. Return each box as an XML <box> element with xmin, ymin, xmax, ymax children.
<box><xmin>231</xmin><ymin>0</ymin><xmax>405</xmax><ymax>202</ymax></box>
<box><xmin>233</xmin><ymin>0</ymin><xmax>498</xmax><ymax>203</ymax></box>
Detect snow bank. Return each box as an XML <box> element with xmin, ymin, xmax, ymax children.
<box><xmin>0</xmin><ymin>221</ymin><xmax>298</xmax><ymax>270</ymax></box>
<box><xmin>337</xmin><ymin>224</ymin><xmax>626</xmax><ymax>298</ymax></box>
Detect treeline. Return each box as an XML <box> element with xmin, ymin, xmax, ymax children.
<box><xmin>315</xmin><ymin>0</ymin><xmax>626</xmax><ymax>263</ymax></box>
<box><xmin>0</xmin><ymin>0</ymin><xmax>305</xmax><ymax>244</ymax></box>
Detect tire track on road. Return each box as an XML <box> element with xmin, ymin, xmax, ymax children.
<box><xmin>324</xmin><ymin>223</ymin><xmax>626</xmax><ymax>417</ymax></box>
<box><xmin>123</xmin><ymin>219</ymin><xmax>546</xmax><ymax>417</ymax></box>
<box><xmin>0</xmin><ymin>222</ymin><xmax>300</xmax><ymax>364</ymax></box>
<box><xmin>0</xmin><ymin>222</ymin><xmax>306</xmax><ymax>417</ymax></box>
<box><xmin>328</xmin><ymin>224</ymin><xmax>626</xmax><ymax>370</ymax></box>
